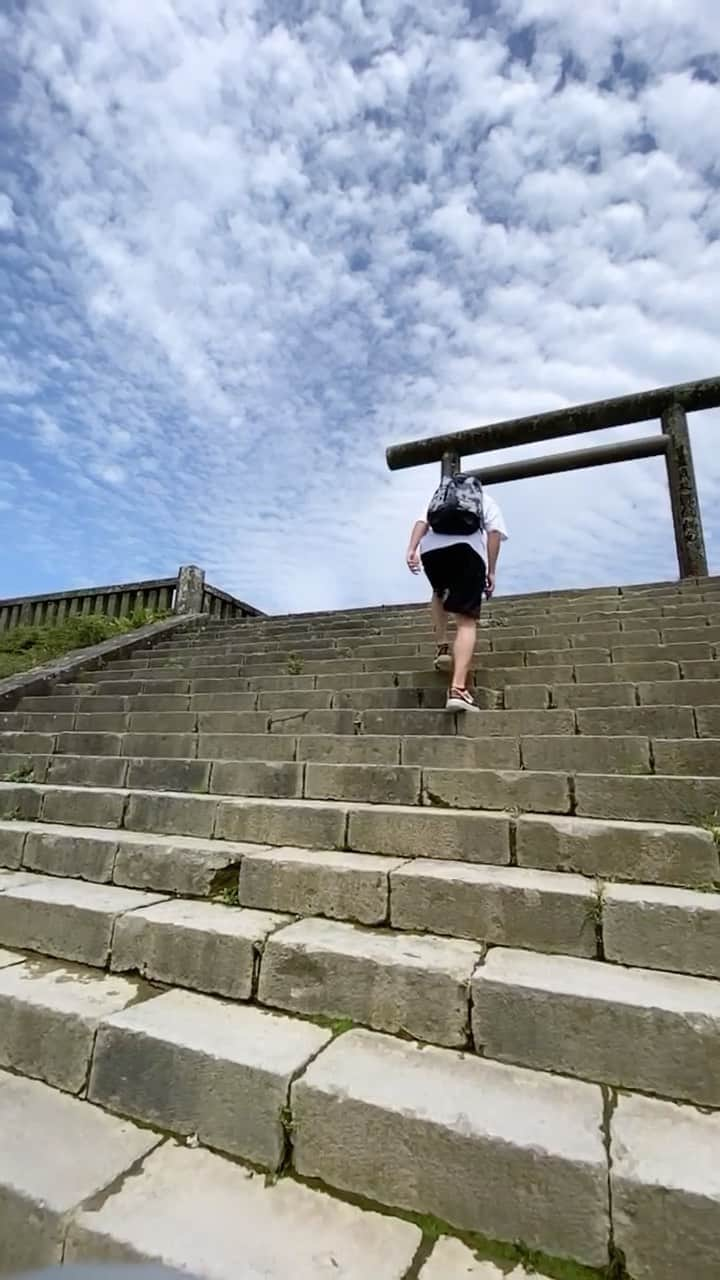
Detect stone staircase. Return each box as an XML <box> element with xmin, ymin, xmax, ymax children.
<box><xmin>0</xmin><ymin>577</ymin><xmax>719</xmax><ymax>1279</ymax></box>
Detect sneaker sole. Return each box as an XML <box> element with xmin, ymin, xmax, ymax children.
<box><xmin>446</xmin><ymin>698</ymin><xmax>480</xmax><ymax>712</ymax></box>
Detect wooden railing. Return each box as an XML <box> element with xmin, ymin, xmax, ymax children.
<box><xmin>386</xmin><ymin>375</ymin><xmax>718</xmax><ymax>579</ymax></box>
<box><xmin>0</xmin><ymin>565</ymin><xmax>263</xmax><ymax>632</ymax></box>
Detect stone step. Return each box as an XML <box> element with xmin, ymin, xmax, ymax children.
<box><xmin>81</xmin><ymin>651</ymin><xmax>720</xmax><ymax>682</ymax></box>
<box><xmin>88</xmin><ymin>987</ymin><xmax>331</xmax><ymax>1168</ymax></box>
<box><xmin>472</xmin><ymin>947</ymin><xmax>720</xmax><ymax>1107</ymax></box>
<box><xmin>0</xmin><ymin>954</ymin><xmax>146</xmax><ymax>1093</ymax></box>
<box><xmin>575</xmin><ymin>772</ymin><xmax>720</xmax><ymax>823</ymax></box>
<box><xmin>0</xmin><ymin>818</ymin><xmax>251</xmax><ymax>895</ymax></box>
<box><xmin>0</xmin><ymin>870</ymin><xmax>291</xmax><ymax>998</ymax></box>
<box><xmin>0</xmin><ymin>872</ymin><xmax>165</xmax><ymax>966</ymax></box>
<box><xmin>256</xmin><ymin>916</ymin><xmax>482</xmax><ymax>1047</ymax></box>
<box><xmin>24</xmin><ymin>681</ymin><xmax>720</xmax><ymax>724</ymax></box>
<box><xmin>1</xmin><ymin>781</ymin><xmax>717</xmax><ymax>876</ymax></box>
<box><xmin>0</xmin><ymin>780</ymin><xmax>516</xmax><ymax>859</ymax></box>
<box><xmin>2</xmin><ymin>706</ymin><xmax>589</xmax><ymax>739</ymax></box>
<box><xmin>290</xmin><ymin>1028</ymin><xmax>611</xmax><ymax>1268</ymax></box>
<box><xmin>609</xmin><ymin>1092</ymin><xmax>720</xmax><ymax>1280</ymax></box>
<box><xmin>0</xmin><ymin>1069</ymin><xmax>161</xmax><ymax>1273</ymax></box>
<box><xmin>64</xmin><ymin>1138</ymin><xmax>422</xmax><ymax>1280</ymax></box>
<box><xmin>4</xmin><ymin>827</ymin><xmax>716</xmax><ymax>969</ymax></box>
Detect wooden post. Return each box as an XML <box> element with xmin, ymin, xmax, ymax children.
<box><xmin>661</xmin><ymin>406</ymin><xmax>708</xmax><ymax>579</ymax></box>
<box><xmin>175</xmin><ymin>565</ymin><xmax>205</xmax><ymax>614</ymax></box>
<box><xmin>441</xmin><ymin>450</ymin><xmax>460</xmax><ymax>478</ymax></box>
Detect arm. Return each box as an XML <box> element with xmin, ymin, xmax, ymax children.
<box><xmin>406</xmin><ymin>520</ymin><xmax>428</xmax><ymax>574</ymax></box>
<box><xmin>485</xmin><ymin>529</ymin><xmax>502</xmax><ymax>596</ymax></box>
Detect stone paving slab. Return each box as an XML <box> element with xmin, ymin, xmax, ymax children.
<box><xmin>0</xmin><ymin>1069</ymin><xmax>160</xmax><ymax>1273</ymax></box>
<box><xmin>420</xmin><ymin>1238</ymin><xmax>553</xmax><ymax>1279</ymax></box>
<box><xmin>239</xmin><ymin>845</ymin><xmax>405</xmax><ymax>925</ymax></box>
<box><xmin>65</xmin><ymin>1140</ymin><xmax>421</xmax><ymax>1279</ymax></box>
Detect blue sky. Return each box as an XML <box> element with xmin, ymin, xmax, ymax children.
<box><xmin>1</xmin><ymin>0</ymin><xmax>719</xmax><ymax>614</ymax></box>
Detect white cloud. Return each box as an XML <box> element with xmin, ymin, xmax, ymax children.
<box><xmin>0</xmin><ymin>195</ymin><xmax>16</xmax><ymax>231</ymax></box>
<box><xmin>0</xmin><ymin>0</ymin><xmax>719</xmax><ymax>608</ymax></box>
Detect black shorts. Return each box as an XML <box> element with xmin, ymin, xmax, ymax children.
<box><xmin>421</xmin><ymin>543</ymin><xmax>486</xmax><ymax>618</ymax></box>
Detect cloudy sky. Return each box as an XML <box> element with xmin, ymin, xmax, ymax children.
<box><xmin>1</xmin><ymin>0</ymin><xmax>719</xmax><ymax>615</ymax></box>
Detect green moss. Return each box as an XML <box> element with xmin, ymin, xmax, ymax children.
<box><xmin>0</xmin><ymin>608</ymin><xmax>169</xmax><ymax>678</ymax></box>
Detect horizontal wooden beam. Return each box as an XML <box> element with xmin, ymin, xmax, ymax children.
<box><xmin>463</xmin><ymin>435</ymin><xmax>668</xmax><ymax>486</ymax></box>
<box><xmin>386</xmin><ymin>375</ymin><xmax>720</xmax><ymax>470</ymax></box>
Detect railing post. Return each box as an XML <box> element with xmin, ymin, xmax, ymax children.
<box><xmin>661</xmin><ymin>406</ymin><xmax>708</xmax><ymax>579</ymax></box>
<box><xmin>175</xmin><ymin>565</ymin><xmax>205</xmax><ymax>614</ymax></box>
<box><xmin>441</xmin><ymin>450</ymin><xmax>460</xmax><ymax>478</ymax></box>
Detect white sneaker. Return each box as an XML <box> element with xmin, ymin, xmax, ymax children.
<box><xmin>433</xmin><ymin>644</ymin><xmax>452</xmax><ymax>672</ymax></box>
<box><xmin>446</xmin><ymin>687</ymin><xmax>480</xmax><ymax>712</ymax></box>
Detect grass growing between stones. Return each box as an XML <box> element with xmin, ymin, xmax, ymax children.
<box><xmin>286</xmin><ymin>653</ymin><xmax>305</xmax><ymax>674</ymax></box>
<box><xmin>2</xmin><ymin>764</ymin><xmax>34</xmax><ymax>783</ymax></box>
<box><xmin>0</xmin><ymin>609</ymin><xmax>169</xmax><ymax>678</ymax></box>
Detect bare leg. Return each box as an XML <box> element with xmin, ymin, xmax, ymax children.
<box><xmin>430</xmin><ymin>592</ymin><xmax>448</xmax><ymax>644</ymax></box>
<box><xmin>451</xmin><ymin>614</ymin><xmax>477</xmax><ymax>689</ymax></box>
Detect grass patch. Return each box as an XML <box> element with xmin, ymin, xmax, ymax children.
<box><xmin>2</xmin><ymin>764</ymin><xmax>35</xmax><ymax>783</ymax></box>
<box><xmin>286</xmin><ymin>653</ymin><xmax>305</xmax><ymax>675</ymax></box>
<box><xmin>0</xmin><ymin>609</ymin><xmax>169</xmax><ymax>679</ymax></box>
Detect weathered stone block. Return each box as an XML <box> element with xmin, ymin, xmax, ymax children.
<box><xmin>575</xmin><ymin>661</ymin><xmax>679</xmax><ymax>683</ymax></box>
<box><xmin>604</xmin><ymin>883</ymin><xmax>720</xmax><ymax>978</ymax></box>
<box><xmin>291</xmin><ymin>1029</ymin><xmax>609</xmax><ymax>1267</ymax></box>
<box><xmin>504</xmin><ymin>685</ymin><xmax>550</xmax><ymax>709</ymax></box>
<box><xmin>0</xmin><ymin>959</ymin><xmax>142</xmax><ymax>1093</ymax></box>
<box><xmin>239</xmin><ymin>846</ymin><xmax>401</xmax><ymax>925</ymax></box>
<box><xmin>653</xmin><ymin>738</ymin><xmax>720</xmax><ymax>776</ymax></box>
<box><xmin>638</xmin><ymin>679</ymin><xmax>720</xmax><ymax>705</ymax></box>
<box><xmin>575</xmin><ymin>774</ymin><xmax>720</xmax><ymax>824</ymax></box>
<box><xmin>217</xmin><ymin>797</ymin><xmax>347</xmax><ymax>849</ymax></box>
<box><xmin>390</xmin><ymin>861</ymin><xmax>596</xmax><ymax>956</ymax></box>
<box><xmin>696</xmin><ymin>706</ymin><xmax>720</xmax><ymax>738</ymax></box>
<box><xmin>553</xmin><ymin>682</ymin><xmax>636</xmax><ymax>708</ymax></box>
<box><xmin>198</xmin><ymin>732</ymin><xmax>296</xmax><ymax>760</ymax></box>
<box><xmin>210</xmin><ymin>759</ymin><xmax>304</xmax><ymax>798</ymax></box>
<box><xmin>576</xmin><ymin>706</ymin><xmax>695</xmax><ymax>738</ymax></box>
<box><xmin>521</xmin><ymin>735</ymin><xmax>650</xmax><ymax>775</ymax></box>
<box><xmin>259</xmin><ymin>917</ymin><xmax>480</xmax><ymax>1046</ymax></box>
<box><xmin>348</xmin><ymin>804</ymin><xmax>511</xmax><ymax>864</ymax></box>
<box><xmin>0</xmin><ymin>782</ymin><xmax>43</xmax><ymax>821</ymax></box>
<box><xmin>124</xmin><ymin>791</ymin><xmax>217</xmax><ymax>838</ymax></box>
<box><xmin>0</xmin><ymin>876</ymin><xmax>164</xmax><ymax>966</ymax></box>
<box><xmin>471</xmin><ymin>947</ymin><xmax>720</xmax><ymax>1107</ymax></box>
<box><xmin>423</xmin><ymin>767</ymin><xmax>571</xmax><ymax>814</ymax></box>
<box><xmin>401</xmin><ymin>736</ymin><xmax>520</xmax><ymax>769</ymax></box>
<box><xmin>23</xmin><ymin>827</ymin><xmax>118</xmax><ymax>882</ymax></box>
<box><xmin>0</xmin><ymin>824</ymin><xmax>26</xmax><ymax>869</ymax></box>
<box><xmin>516</xmin><ymin>813</ymin><xmax>718</xmax><ymax>886</ymax></box>
<box><xmin>298</xmin><ymin>733</ymin><xmax>400</xmax><ymax>764</ymax></box>
<box><xmin>89</xmin><ymin>989</ymin><xmax>331</xmax><ymax>1168</ymax></box>
<box><xmin>111</xmin><ymin>898</ymin><xmax>289</xmax><ymax>998</ymax></box>
<box><xmin>113</xmin><ymin>832</ymin><xmax>240</xmax><ymax>897</ymax></box>
<box><xmin>611</xmin><ymin>1093</ymin><xmax>720</xmax><ymax>1280</ymax></box>
<box><xmin>47</xmin><ymin>754</ymin><xmax>129</xmax><ymax>788</ymax></box>
<box><xmin>305</xmin><ymin>762</ymin><xmax>422</xmax><ymax>805</ymax></box>
<box><xmin>42</xmin><ymin>786</ymin><xmax>126</xmax><ymax>829</ymax></box>
<box><xmin>125</xmin><ymin>757</ymin><xmax>211</xmax><ymax>792</ymax></box>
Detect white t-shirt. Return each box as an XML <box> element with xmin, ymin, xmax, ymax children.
<box><xmin>419</xmin><ymin>492</ymin><xmax>509</xmax><ymax>564</ymax></box>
